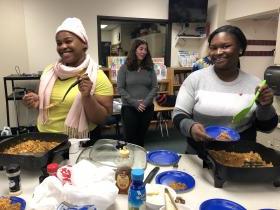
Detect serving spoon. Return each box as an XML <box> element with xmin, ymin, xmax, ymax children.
<box><xmin>45</xmin><ymin>78</ymin><xmax>82</xmax><ymax>110</ymax></box>
<box><xmin>232</xmin><ymin>80</ymin><xmax>266</xmax><ymax>124</ymax></box>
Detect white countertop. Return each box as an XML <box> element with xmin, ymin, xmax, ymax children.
<box><xmin>0</xmin><ymin>151</ymin><xmax>280</xmax><ymax>210</ymax></box>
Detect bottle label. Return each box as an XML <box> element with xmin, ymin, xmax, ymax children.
<box><xmin>8</xmin><ymin>175</ymin><xmax>21</xmax><ymax>192</ymax></box>
<box><xmin>116</xmin><ymin>174</ymin><xmax>130</xmax><ymax>190</ymax></box>
<box><xmin>128</xmin><ymin>189</ymin><xmax>146</xmax><ymax>210</ymax></box>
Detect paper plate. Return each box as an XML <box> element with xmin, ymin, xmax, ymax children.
<box><xmin>160</xmin><ymin>203</ymin><xmax>192</xmax><ymax>210</ymax></box>
<box><xmin>147</xmin><ymin>150</ymin><xmax>180</xmax><ymax>166</ymax></box>
<box><xmin>146</xmin><ymin>183</ymin><xmax>177</xmax><ymax>209</ymax></box>
<box><xmin>155</xmin><ymin>170</ymin><xmax>195</xmax><ymax>193</ymax></box>
<box><xmin>205</xmin><ymin>126</ymin><xmax>240</xmax><ymax>141</ymax></box>
<box><xmin>199</xmin><ymin>198</ymin><xmax>246</xmax><ymax>210</ymax></box>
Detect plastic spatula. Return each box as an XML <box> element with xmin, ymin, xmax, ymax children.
<box><xmin>232</xmin><ymin>80</ymin><xmax>266</xmax><ymax>124</ymax></box>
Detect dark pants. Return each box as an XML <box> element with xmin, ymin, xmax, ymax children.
<box><xmin>121</xmin><ymin>105</ymin><xmax>154</xmax><ymax>147</ymax></box>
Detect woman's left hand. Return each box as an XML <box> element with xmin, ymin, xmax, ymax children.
<box><xmin>256</xmin><ymin>84</ymin><xmax>274</xmax><ymax>106</ymax></box>
<box><xmin>78</xmin><ymin>74</ymin><xmax>93</xmax><ymax>97</ymax></box>
<box><xmin>137</xmin><ymin>100</ymin><xmax>146</xmax><ymax>112</ymax></box>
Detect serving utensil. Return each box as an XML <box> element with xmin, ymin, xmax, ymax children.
<box><xmin>144</xmin><ymin>166</ymin><xmax>160</xmax><ymax>184</ymax></box>
<box><xmin>164</xmin><ymin>188</ymin><xmax>178</xmax><ymax>210</ymax></box>
<box><xmin>45</xmin><ymin>78</ymin><xmax>82</xmax><ymax>109</ymax></box>
<box><xmin>232</xmin><ymin>80</ymin><xmax>266</xmax><ymax>124</ymax></box>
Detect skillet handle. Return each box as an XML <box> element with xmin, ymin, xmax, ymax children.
<box><xmin>204</xmin><ymin>154</ymin><xmax>215</xmax><ymax>169</ymax></box>
<box><xmin>53</xmin><ymin>141</ymin><xmax>71</xmax><ymax>154</ymax></box>
<box><xmin>49</xmin><ymin>142</ymin><xmax>71</xmax><ymax>162</ymax></box>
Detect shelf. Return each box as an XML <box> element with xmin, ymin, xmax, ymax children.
<box><xmin>158</xmin><ymin>91</ymin><xmax>169</xmax><ymax>94</ymax></box>
<box><xmin>175</xmin><ymin>35</ymin><xmax>206</xmax><ymax>43</ymax></box>
<box><xmin>4</xmin><ymin>74</ymin><xmax>40</xmax><ymax>80</ymax></box>
<box><xmin>4</xmin><ymin>75</ymin><xmax>40</xmax><ymax>127</ymax></box>
<box><xmin>173</xmin><ymin>66</ymin><xmax>192</xmax><ymax>71</ymax></box>
<box><xmin>7</xmin><ymin>92</ymin><xmax>24</xmax><ymax>100</ymax></box>
<box><xmin>173</xmin><ymin>84</ymin><xmax>181</xmax><ymax>87</ymax></box>
<box><xmin>177</xmin><ymin>35</ymin><xmax>206</xmax><ymax>39</ymax></box>
<box><xmin>158</xmin><ymin>79</ymin><xmax>169</xmax><ymax>83</ymax></box>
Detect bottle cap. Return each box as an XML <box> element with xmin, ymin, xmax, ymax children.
<box><xmin>119</xmin><ymin>147</ymin><xmax>130</xmax><ymax>158</ymax></box>
<box><xmin>116</xmin><ymin>140</ymin><xmax>127</xmax><ymax>149</ymax></box>
<box><xmin>131</xmin><ymin>168</ymin><xmax>144</xmax><ymax>181</ymax></box>
<box><xmin>47</xmin><ymin>163</ymin><xmax>59</xmax><ymax>174</ymax></box>
<box><xmin>6</xmin><ymin>164</ymin><xmax>20</xmax><ymax>174</ymax></box>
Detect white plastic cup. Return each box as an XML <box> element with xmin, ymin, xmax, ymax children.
<box><xmin>69</xmin><ymin>138</ymin><xmax>90</xmax><ymax>154</ymax></box>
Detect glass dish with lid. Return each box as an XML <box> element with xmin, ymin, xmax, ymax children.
<box><xmin>76</xmin><ymin>139</ymin><xmax>147</xmax><ymax>169</ymax></box>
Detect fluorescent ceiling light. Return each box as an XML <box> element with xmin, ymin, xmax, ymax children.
<box><xmin>101</xmin><ymin>24</ymin><xmax>108</xmax><ymax>29</ymax></box>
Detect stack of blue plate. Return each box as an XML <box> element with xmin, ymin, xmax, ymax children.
<box><xmin>199</xmin><ymin>198</ymin><xmax>246</xmax><ymax>210</ymax></box>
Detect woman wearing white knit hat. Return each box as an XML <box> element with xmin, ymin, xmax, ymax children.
<box><xmin>23</xmin><ymin>17</ymin><xmax>113</xmax><ymax>138</ymax></box>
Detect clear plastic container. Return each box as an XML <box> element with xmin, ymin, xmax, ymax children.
<box><xmin>76</xmin><ymin>139</ymin><xmax>147</xmax><ymax>169</ymax></box>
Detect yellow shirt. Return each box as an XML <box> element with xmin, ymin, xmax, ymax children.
<box><xmin>37</xmin><ymin>68</ymin><xmax>113</xmax><ymax>133</ymax></box>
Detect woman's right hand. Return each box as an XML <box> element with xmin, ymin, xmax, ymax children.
<box><xmin>22</xmin><ymin>92</ymin><xmax>39</xmax><ymax>109</ymax></box>
<box><xmin>190</xmin><ymin>123</ymin><xmax>212</xmax><ymax>141</ymax></box>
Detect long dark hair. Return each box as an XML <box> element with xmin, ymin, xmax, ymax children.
<box><xmin>208</xmin><ymin>25</ymin><xmax>247</xmax><ymax>68</ymax></box>
<box><xmin>126</xmin><ymin>39</ymin><xmax>154</xmax><ymax>71</ymax></box>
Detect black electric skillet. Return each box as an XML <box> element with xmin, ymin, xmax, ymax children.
<box><xmin>0</xmin><ymin>132</ymin><xmax>70</xmax><ymax>170</ymax></box>
<box><xmin>202</xmin><ymin>140</ymin><xmax>280</xmax><ymax>188</ymax></box>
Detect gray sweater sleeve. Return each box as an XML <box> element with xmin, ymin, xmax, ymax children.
<box><xmin>172</xmin><ymin>107</ymin><xmax>196</xmax><ymax>138</ymax></box>
<box><xmin>172</xmin><ymin>75</ymin><xmax>197</xmax><ymax>137</ymax></box>
<box><xmin>117</xmin><ymin>65</ymin><xmax>138</xmax><ymax>107</ymax></box>
<box><xmin>143</xmin><ymin>69</ymin><xmax>158</xmax><ymax>106</ymax></box>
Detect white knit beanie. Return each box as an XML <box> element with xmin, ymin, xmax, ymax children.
<box><xmin>56</xmin><ymin>17</ymin><xmax>88</xmax><ymax>44</ymax></box>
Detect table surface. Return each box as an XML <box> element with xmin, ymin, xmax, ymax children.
<box><xmin>154</xmin><ymin>101</ymin><xmax>174</xmax><ymax>112</ymax></box>
<box><xmin>0</xmin><ymin>151</ymin><xmax>279</xmax><ymax>210</ymax></box>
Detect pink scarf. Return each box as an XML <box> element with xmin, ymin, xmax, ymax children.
<box><xmin>38</xmin><ymin>55</ymin><xmax>98</xmax><ymax>138</ymax></box>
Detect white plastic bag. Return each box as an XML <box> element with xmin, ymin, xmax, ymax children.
<box><xmin>30</xmin><ymin>160</ymin><xmax>118</xmax><ymax>210</ymax></box>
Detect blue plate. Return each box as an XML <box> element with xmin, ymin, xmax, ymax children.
<box><xmin>147</xmin><ymin>150</ymin><xmax>180</xmax><ymax>166</ymax></box>
<box><xmin>0</xmin><ymin>196</ymin><xmax>26</xmax><ymax>210</ymax></box>
<box><xmin>205</xmin><ymin>126</ymin><xmax>240</xmax><ymax>141</ymax></box>
<box><xmin>155</xmin><ymin>170</ymin><xmax>195</xmax><ymax>193</ymax></box>
<box><xmin>200</xmin><ymin>198</ymin><xmax>246</xmax><ymax>210</ymax></box>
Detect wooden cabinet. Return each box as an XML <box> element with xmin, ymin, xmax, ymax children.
<box><xmin>101</xmin><ymin>67</ymin><xmax>119</xmax><ymax>98</ymax></box>
<box><xmin>169</xmin><ymin>67</ymin><xmax>192</xmax><ymax>95</ymax></box>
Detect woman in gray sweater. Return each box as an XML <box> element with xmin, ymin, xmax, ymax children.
<box><xmin>117</xmin><ymin>39</ymin><xmax>158</xmax><ymax>146</ymax></box>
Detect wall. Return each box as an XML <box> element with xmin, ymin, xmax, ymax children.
<box><xmin>121</xmin><ymin>24</ymin><xmax>135</xmax><ymax>54</ymax></box>
<box><xmin>275</xmin><ymin>13</ymin><xmax>280</xmax><ymax>64</ymax></box>
<box><xmin>225</xmin><ymin>0</ymin><xmax>280</xmax><ymax>66</ymax></box>
<box><xmin>0</xmin><ymin>0</ymin><xmax>30</xmax><ymax>129</ymax></box>
<box><xmin>225</xmin><ymin>0</ymin><xmax>280</xmax><ymax>21</ymax></box>
<box><xmin>111</xmin><ymin>26</ymin><xmax>121</xmax><ymax>45</ymax></box>
<box><xmin>101</xmin><ymin>31</ymin><xmax>111</xmax><ymax>42</ymax></box>
<box><xmin>233</xmin><ymin>19</ymin><xmax>277</xmax><ymax>78</ymax></box>
<box><xmin>170</xmin><ymin>23</ymin><xmax>206</xmax><ymax>67</ymax></box>
<box><xmin>23</xmin><ymin>0</ymin><xmax>169</xmax><ymax>72</ymax></box>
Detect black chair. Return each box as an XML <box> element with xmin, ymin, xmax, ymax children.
<box><xmin>103</xmin><ymin>114</ymin><xmax>121</xmax><ymax>138</ymax></box>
